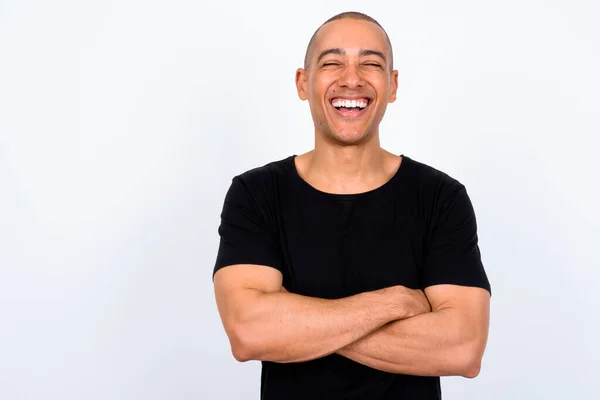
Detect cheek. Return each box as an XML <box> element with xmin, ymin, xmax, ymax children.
<box><xmin>310</xmin><ymin>75</ymin><xmax>337</xmax><ymax>94</ymax></box>
<box><xmin>370</xmin><ymin>75</ymin><xmax>389</xmax><ymax>90</ymax></box>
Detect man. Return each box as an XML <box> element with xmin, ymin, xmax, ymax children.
<box><xmin>212</xmin><ymin>11</ymin><xmax>491</xmax><ymax>400</ymax></box>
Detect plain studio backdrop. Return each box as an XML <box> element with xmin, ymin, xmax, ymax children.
<box><xmin>1</xmin><ymin>0</ymin><xmax>599</xmax><ymax>399</ymax></box>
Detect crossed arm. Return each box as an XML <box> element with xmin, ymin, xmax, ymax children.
<box><xmin>213</xmin><ymin>264</ymin><xmax>490</xmax><ymax>378</ymax></box>
<box><xmin>334</xmin><ymin>284</ymin><xmax>490</xmax><ymax>377</ymax></box>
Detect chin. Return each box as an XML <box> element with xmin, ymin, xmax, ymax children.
<box><xmin>327</xmin><ymin>129</ymin><xmax>372</xmax><ymax>146</ymax></box>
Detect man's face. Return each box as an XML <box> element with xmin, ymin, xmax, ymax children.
<box><xmin>296</xmin><ymin>19</ymin><xmax>398</xmax><ymax>145</ymax></box>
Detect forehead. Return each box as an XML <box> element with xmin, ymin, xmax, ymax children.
<box><xmin>313</xmin><ymin>19</ymin><xmax>389</xmax><ymax>56</ymax></box>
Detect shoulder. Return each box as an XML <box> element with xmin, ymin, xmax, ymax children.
<box><xmin>235</xmin><ymin>155</ymin><xmax>293</xmax><ymax>184</ymax></box>
<box><xmin>399</xmin><ymin>156</ymin><xmax>476</xmax><ymax>220</ymax></box>
<box><xmin>230</xmin><ymin>155</ymin><xmax>293</xmax><ymax>192</ymax></box>
<box><xmin>402</xmin><ymin>155</ymin><xmax>466</xmax><ymax>199</ymax></box>
<box><xmin>223</xmin><ymin>155</ymin><xmax>294</xmax><ymax>207</ymax></box>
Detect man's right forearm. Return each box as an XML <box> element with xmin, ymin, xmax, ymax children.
<box><xmin>226</xmin><ymin>286</ymin><xmax>424</xmax><ymax>364</ymax></box>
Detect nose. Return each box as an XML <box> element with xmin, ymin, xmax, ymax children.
<box><xmin>338</xmin><ymin>63</ymin><xmax>364</xmax><ymax>89</ymax></box>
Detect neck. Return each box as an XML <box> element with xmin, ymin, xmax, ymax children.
<box><xmin>296</xmin><ymin>133</ymin><xmax>398</xmax><ymax>195</ymax></box>
<box><xmin>311</xmin><ymin>143</ymin><xmax>384</xmax><ymax>177</ymax></box>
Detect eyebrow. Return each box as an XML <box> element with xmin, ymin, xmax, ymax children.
<box><xmin>316</xmin><ymin>48</ymin><xmax>387</xmax><ymax>65</ymax></box>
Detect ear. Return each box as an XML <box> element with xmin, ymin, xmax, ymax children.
<box><xmin>388</xmin><ymin>69</ymin><xmax>399</xmax><ymax>103</ymax></box>
<box><xmin>296</xmin><ymin>68</ymin><xmax>308</xmax><ymax>101</ymax></box>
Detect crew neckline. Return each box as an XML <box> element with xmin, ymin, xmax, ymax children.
<box><xmin>288</xmin><ymin>154</ymin><xmax>408</xmax><ymax>199</ymax></box>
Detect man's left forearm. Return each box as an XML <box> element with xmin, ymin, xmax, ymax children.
<box><xmin>336</xmin><ymin>307</ymin><xmax>488</xmax><ymax>378</ymax></box>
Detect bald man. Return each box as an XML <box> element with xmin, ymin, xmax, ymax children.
<box><xmin>213</xmin><ymin>11</ymin><xmax>491</xmax><ymax>400</ymax></box>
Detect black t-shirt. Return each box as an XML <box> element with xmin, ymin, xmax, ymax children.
<box><xmin>213</xmin><ymin>154</ymin><xmax>491</xmax><ymax>400</ymax></box>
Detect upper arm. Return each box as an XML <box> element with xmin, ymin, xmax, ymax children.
<box><xmin>425</xmin><ymin>284</ymin><xmax>490</xmax><ymax>327</ymax></box>
<box><xmin>423</xmin><ymin>181</ymin><xmax>491</xmax><ymax>293</ymax></box>
<box><xmin>214</xmin><ymin>264</ymin><xmax>283</xmax><ymax>332</ymax></box>
<box><xmin>213</xmin><ymin>175</ymin><xmax>285</xmax><ymax>281</ymax></box>
<box><xmin>425</xmin><ymin>284</ymin><xmax>490</xmax><ymax>362</ymax></box>
<box><xmin>212</xmin><ymin>175</ymin><xmax>285</xmax><ymax>335</ymax></box>
<box><xmin>421</xmin><ymin>180</ymin><xmax>491</xmax><ymax>357</ymax></box>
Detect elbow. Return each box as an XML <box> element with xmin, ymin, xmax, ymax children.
<box><xmin>229</xmin><ymin>323</ymin><xmax>296</xmax><ymax>364</ymax></box>
<box><xmin>232</xmin><ymin>346</ymin><xmax>252</xmax><ymax>363</ymax></box>
<box><xmin>230</xmin><ymin>320</ymin><xmax>281</xmax><ymax>362</ymax></box>
<box><xmin>461</xmin><ymin>359</ymin><xmax>482</xmax><ymax>379</ymax></box>
<box><xmin>231</xmin><ymin>337</ymin><xmax>252</xmax><ymax>362</ymax></box>
<box><xmin>229</xmin><ymin>322</ymin><xmax>259</xmax><ymax>362</ymax></box>
<box><xmin>457</xmin><ymin>341</ymin><xmax>485</xmax><ymax>379</ymax></box>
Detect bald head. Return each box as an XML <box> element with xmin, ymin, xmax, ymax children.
<box><xmin>303</xmin><ymin>11</ymin><xmax>394</xmax><ymax>71</ymax></box>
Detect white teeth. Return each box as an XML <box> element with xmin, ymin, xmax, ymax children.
<box><xmin>332</xmin><ymin>99</ymin><xmax>369</xmax><ymax>109</ymax></box>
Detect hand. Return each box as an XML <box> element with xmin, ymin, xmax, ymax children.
<box><xmin>280</xmin><ymin>286</ymin><xmax>289</xmax><ymax>293</ymax></box>
<box><xmin>386</xmin><ymin>285</ymin><xmax>431</xmax><ymax>319</ymax></box>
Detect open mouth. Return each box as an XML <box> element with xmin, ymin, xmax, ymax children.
<box><xmin>330</xmin><ymin>98</ymin><xmax>372</xmax><ymax>117</ymax></box>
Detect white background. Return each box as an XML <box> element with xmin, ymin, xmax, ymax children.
<box><xmin>1</xmin><ymin>0</ymin><xmax>599</xmax><ymax>399</ymax></box>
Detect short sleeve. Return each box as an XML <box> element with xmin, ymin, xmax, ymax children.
<box><xmin>422</xmin><ymin>184</ymin><xmax>491</xmax><ymax>294</ymax></box>
<box><xmin>212</xmin><ymin>176</ymin><xmax>284</xmax><ymax>280</ymax></box>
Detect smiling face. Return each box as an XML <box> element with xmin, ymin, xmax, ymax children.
<box><xmin>296</xmin><ymin>18</ymin><xmax>398</xmax><ymax>146</ymax></box>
